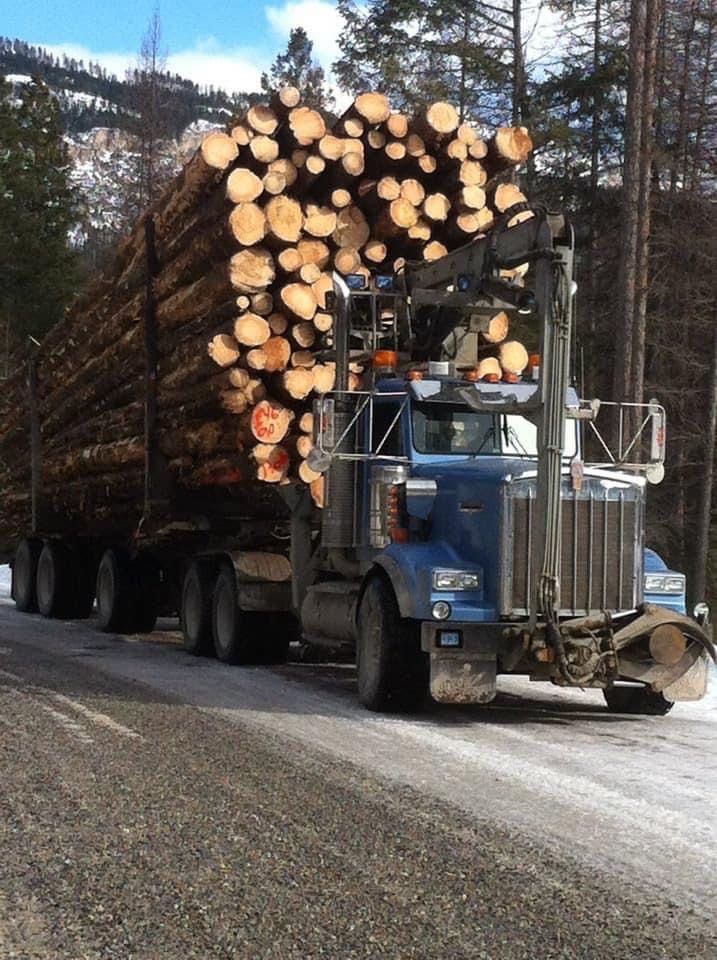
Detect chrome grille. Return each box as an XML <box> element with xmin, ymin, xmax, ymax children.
<box><xmin>500</xmin><ymin>477</ymin><xmax>644</xmax><ymax>617</ymax></box>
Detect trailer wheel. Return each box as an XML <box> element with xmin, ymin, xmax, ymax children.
<box><xmin>212</xmin><ymin>564</ymin><xmax>254</xmax><ymax>664</ymax></box>
<box><xmin>12</xmin><ymin>538</ymin><xmax>41</xmax><ymax>612</ymax></box>
<box><xmin>181</xmin><ymin>560</ymin><xmax>216</xmax><ymax>655</ymax></box>
<box><xmin>96</xmin><ymin>548</ymin><xmax>135</xmax><ymax>633</ymax></box>
<box><xmin>36</xmin><ymin>541</ymin><xmax>74</xmax><ymax>619</ymax></box>
<box><xmin>603</xmin><ymin>684</ymin><xmax>674</xmax><ymax>716</ymax></box>
<box><xmin>356</xmin><ymin>575</ymin><xmax>428</xmax><ymax>713</ymax></box>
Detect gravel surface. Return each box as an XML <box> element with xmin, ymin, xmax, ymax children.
<box><xmin>0</xmin><ymin>599</ymin><xmax>715</xmax><ymax>959</ymax></box>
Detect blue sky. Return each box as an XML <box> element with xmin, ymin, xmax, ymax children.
<box><xmin>0</xmin><ymin>0</ymin><xmax>345</xmax><ymax>93</ymax></box>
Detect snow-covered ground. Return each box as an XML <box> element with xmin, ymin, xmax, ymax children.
<box><xmin>0</xmin><ymin>564</ymin><xmax>10</xmax><ymax>599</ymax></box>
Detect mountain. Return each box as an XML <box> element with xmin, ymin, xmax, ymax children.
<box><xmin>0</xmin><ymin>37</ymin><xmax>260</xmax><ymax>245</ymax></box>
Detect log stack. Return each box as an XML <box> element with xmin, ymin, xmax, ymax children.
<box><xmin>0</xmin><ymin>87</ymin><xmax>534</xmax><ymax>541</ymax></box>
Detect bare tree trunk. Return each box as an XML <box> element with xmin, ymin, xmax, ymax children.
<box><xmin>692</xmin><ymin>320</ymin><xmax>717</xmax><ymax>606</ymax></box>
<box><xmin>631</xmin><ymin>0</ymin><xmax>664</xmax><ymax>409</ymax></box>
<box><xmin>614</xmin><ymin>0</ymin><xmax>647</xmax><ymax>405</ymax></box>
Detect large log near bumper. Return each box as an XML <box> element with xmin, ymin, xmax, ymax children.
<box><xmin>610</xmin><ymin>603</ymin><xmax>715</xmax><ymax>701</ymax></box>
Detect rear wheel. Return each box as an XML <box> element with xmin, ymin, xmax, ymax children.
<box><xmin>603</xmin><ymin>684</ymin><xmax>674</xmax><ymax>716</ymax></box>
<box><xmin>356</xmin><ymin>575</ymin><xmax>427</xmax><ymax>713</ymax></box>
<box><xmin>36</xmin><ymin>541</ymin><xmax>74</xmax><ymax>619</ymax></box>
<box><xmin>12</xmin><ymin>539</ymin><xmax>41</xmax><ymax>612</ymax></box>
<box><xmin>212</xmin><ymin>564</ymin><xmax>255</xmax><ymax>664</ymax></box>
<box><xmin>96</xmin><ymin>548</ymin><xmax>135</xmax><ymax>633</ymax></box>
<box><xmin>181</xmin><ymin>559</ymin><xmax>216</xmax><ymax>656</ymax></box>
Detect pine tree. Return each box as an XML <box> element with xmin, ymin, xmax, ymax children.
<box><xmin>0</xmin><ymin>77</ymin><xmax>78</xmax><ymax>346</ymax></box>
<box><xmin>334</xmin><ymin>0</ymin><xmax>514</xmax><ymax>123</ymax></box>
<box><xmin>261</xmin><ymin>27</ymin><xmax>334</xmax><ymax>111</ymax></box>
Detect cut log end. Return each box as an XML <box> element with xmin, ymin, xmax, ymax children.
<box><xmin>201</xmin><ymin>132</ymin><xmax>239</xmax><ymax>170</ymax></box>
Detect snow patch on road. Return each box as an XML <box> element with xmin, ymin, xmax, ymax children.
<box><xmin>0</xmin><ymin>565</ymin><xmax>11</xmax><ymax>600</ymax></box>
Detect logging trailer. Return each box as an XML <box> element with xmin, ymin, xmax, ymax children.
<box><xmin>6</xmin><ymin>211</ymin><xmax>714</xmax><ymax>714</ymax></box>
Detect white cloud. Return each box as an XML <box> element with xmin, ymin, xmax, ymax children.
<box><xmin>37</xmin><ymin>39</ymin><xmax>265</xmax><ymax>95</ymax></box>
<box><xmin>265</xmin><ymin>1</ymin><xmax>344</xmax><ymax>68</ymax></box>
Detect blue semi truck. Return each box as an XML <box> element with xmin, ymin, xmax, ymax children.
<box><xmin>8</xmin><ymin>210</ymin><xmax>714</xmax><ymax>715</ymax></box>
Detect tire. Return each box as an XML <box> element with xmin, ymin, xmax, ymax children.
<box><xmin>212</xmin><ymin>564</ymin><xmax>254</xmax><ymax>664</ymax></box>
<box><xmin>12</xmin><ymin>539</ymin><xmax>41</xmax><ymax>612</ymax></box>
<box><xmin>356</xmin><ymin>575</ymin><xmax>428</xmax><ymax>713</ymax></box>
<box><xmin>96</xmin><ymin>548</ymin><xmax>135</xmax><ymax>633</ymax></box>
<box><xmin>181</xmin><ymin>560</ymin><xmax>216</xmax><ymax>656</ymax></box>
<box><xmin>603</xmin><ymin>684</ymin><xmax>674</xmax><ymax>716</ymax></box>
<box><xmin>36</xmin><ymin>541</ymin><xmax>74</xmax><ymax>619</ymax></box>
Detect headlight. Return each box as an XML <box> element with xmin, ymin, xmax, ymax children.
<box><xmin>644</xmin><ymin>574</ymin><xmax>685</xmax><ymax>594</ymax></box>
<box><xmin>433</xmin><ymin>570</ymin><xmax>480</xmax><ymax>590</ymax></box>
<box><xmin>431</xmin><ymin>601</ymin><xmax>452</xmax><ymax>620</ymax></box>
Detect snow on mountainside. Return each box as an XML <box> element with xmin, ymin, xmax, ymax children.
<box><xmin>1</xmin><ymin>38</ymin><xmax>255</xmax><ymax>242</ymax></box>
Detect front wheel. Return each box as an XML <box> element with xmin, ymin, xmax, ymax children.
<box><xmin>356</xmin><ymin>576</ymin><xmax>427</xmax><ymax>713</ymax></box>
<box><xmin>603</xmin><ymin>684</ymin><xmax>674</xmax><ymax>716</ymax></box>
<box><xmin>212</xmin><ymin>564</ymin><xmax>254</xmax><ymax>664</ymax></box>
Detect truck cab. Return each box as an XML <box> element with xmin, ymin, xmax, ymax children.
<box><xmin>301</xmin><ymin>212</ymin><xmax>714</xmax><ymax>714</ymax></box>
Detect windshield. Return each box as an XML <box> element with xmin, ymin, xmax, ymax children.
<box><xmin>411</xmin><ymin>402</ymin><xmax>578</xmax><ymax>458</ymax></box>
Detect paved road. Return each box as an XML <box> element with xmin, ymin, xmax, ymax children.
<box><xmin>0</xmin><ymin>590</ymin><xmax>715</xmax><ymax>959</ymax></box>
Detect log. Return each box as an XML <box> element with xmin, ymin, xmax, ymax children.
<box><xmin>208</xmin><ymin>334</ymin><xmax>241</xmax><ymax>368</ymax></box>
<box><xmin>303</xmin><ymin>204</ymin><xmax>337</xmax><ymax>238</ymax></box>
<box><xmin>298</xmin><ymin>460</ymin><xmax>322</xmax><ymax>484</ymax></box>
<box><xmin>499</xmin><ymin>340</ymin><xmax>529</xmax><ymax>375</ymax></box>
<box><xmin>290</xmin><ymin>350</ymin><xmax>316</xmax><ymax>368</ymax></box>
<box><xmin>376</xmin><ymin>198</ymin><xmax>419</xmax><ymax>236</ymax></box>
<box><xmin>268</xmin><ymin>157</ymin><xmax>298</xmax><ymax>188</ymax></box>
<box><xmin>231</xmin><ymin>124</ymin><xmax>253</xmax><ymax>146</ymax></box>
<box><xmin>247</xmin><ymin>104</ymin><xmax>279</xmax><ymax>136</ymax></box>
<box><xmin>364</xmin><ymin>239</ymin><xmax>387</xmax><ymax>263</ymax></box>
<box><xmin>251</xmin><ymin>292</ymin><xmax>274</xmax><ymax>315</ymax></box>
<box><xmin>221</xmin><ymin>389</ymin><xmax>249</xmax><ymax>414</ymax></box>
<box><xmin>298</xmin><ymin>238</ymin><xmax>330</xmax><ymax>268</ymax></box>
<box><xmin>271</xmin><ymin>85</ymin><xmax>301</xmax><ymax>116</ymax></box>
<box><xmin>291</xmin><ymin>322</ymin><xmax>316</xmax><ymax>348</ymax></box>
<box><xmin>249</xmin><ymin>135</ymin><xmax>280</xmax><ymax>164</ymax></box>
<box><xmin>476</xmin><ymin>357</ymin><xmax>502</xmax><ymax>380</ymax></box>
<box><xmin>331</xmin><ymin>188</ymin><xmax>353</xmax><ymax>209</ymax></box>
<box><xmin>226</xmin><ymin>168</ymin><xmax>264</xmax><ymax>203</ymax></box>
<box><xmin>334</xmin><ymin>246</ymin><xmax>362</xmax><ymax>275</ymax></box>
<box><xmin>310</xmin><ymin>475</ymin><xmax>325</xmax><ymax>508</ymax></box>
<box><xmin>278</xmin><ymin>247</ymin><xmax>304</xmax><ymax>273</ymax></box>
<box><xmin>423</xmin><ymin>241</ymin><xmax>448</xmax><ymax>261</ymax></box>
<box><xmin>482</xmin><ymin>311</ymin><xmax>510</xmax><ymax>344</ymax></box>
<box><xmin>282</xmin><ymin>368</ymin><xmax>314</xmax><ymax>400</ymax></box>
<box><xmin>268</xmin><ymin>312</ymin><xmax>288</xmax><ymax>335</ymax></box>
<box><xmin>265</xmin><ymin>195</ymin><xmax>304</xmax><ymax>243</ymax></box>
<box><xmin>281</xmin><ymin>283</ymin><xmax>318</xmax><ymax>321</ymax></box>
<box><xmin>263</xmin><ymin>171</ymin><xmax>287</xmax><ymax>196</ymax></box>
<box><xmin>234</xmin><ymin>313</ymin><xmax>271</xmax><ymax>347</ymax></box>
<box><xmin>229</xmin><ymin>247</ymin><xmax>275</xmax><ymax>293</ymax></box>
<box><xmin>288</xmin><ymin>106</ymin><xmax>326</xmax><ymax>145</ymax></box>
<box><xmin>333</xmin><ymin>206</ymin><xmax>370</xmax><ymax>248</ymax></box>
<box><xmin>299</xmin><ymin>412</ymin><xmax>314</xmax><ymax>434</ymax></box>
<box><xmin>423</xmin><ymin>193</ymin><xmax>451</xmax><ymax>222</ymax></box>
<box><xmin>254</xmin><ymin>444</ymin><xmax>290</xmax><ymax>483</ymax></box>
<box><xmin>366</xmin><ymin>130</ymin><xmax>386</xmax><ymax>150</ymax></box>
<box><xmin>299</xmin><ymin>262</ymin><xmax>322</xmax><ymax>283</ymax></box>
<box><xmin>413</xmin><ymin>102</ymin><xmax>460</xmax><ymax>144</ymax></box>
<box><xmin>312</xmin><ymin>363</ymin><xmax>336</xmax><ymax>394</ymax></box>
<box><xmin>228</xmin><ymin>203</ymin><xmax>267</xmax><ymax>246</ymax></box>
<box><xmin>311</xmin><ymin>274</ymin><xmax>334</xmax><ymax>311</ymax></box>
<box><xmin>313</xmin><ymin>312</ymin><xmax>333</xmax><ymax>333</ymax></box>
<box><xmin>248</xmin><ymin>401</ymin><xmax>294</xmax><ymax>443</ymax></box>
<box><xmin>387</xmin><ymin>113</ymin><xmax>409</xmax><ymax>138</ymax></box>
<box><xmin>484</xmin><ymin>127</ymin><xmax>533</xmax><ymax>178</ymax></box>
<box><xmin>262</xmin><ymin>336</ymin><xmax>292</xmax><ymax>373</ymax></box>
<box><xmin>400</xmin><ymin>178</ymin><xmax>426</xmax><ymax>207</ymax></box>
<box><xmin>350</xmin><ymin>92</ymin><xmax>390</xmax><ymax>125</ymax></box>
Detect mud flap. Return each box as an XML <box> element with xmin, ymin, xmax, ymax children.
<box><xmin>430</xmin><ymin>654</ymin><xmax>497</xmax><ymax>704</ymax></box>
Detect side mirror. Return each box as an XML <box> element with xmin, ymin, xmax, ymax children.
<box><xmin>405</xmin><ymin>478</ymin><xmax>437</xmax><ymax>520</ymax></box>
<box><xmin>693</xmin><ymin>602</ymin><xmax>710</xmax><ymax>628</ymax></box>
